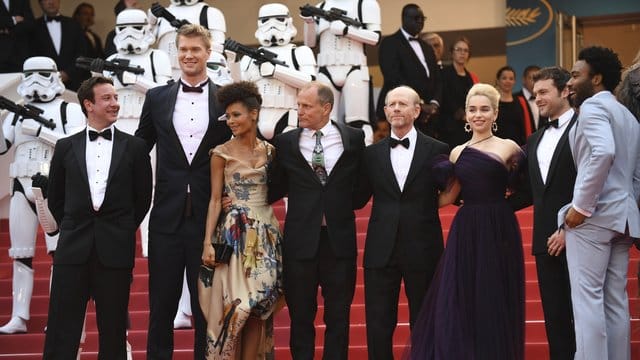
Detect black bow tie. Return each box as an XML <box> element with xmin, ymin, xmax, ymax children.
<box><xmin>45</xmin><ymin>15</ymin><xmax>62</xmax><ymax>22</ymax></box>
<box><xmin>181</xmin><ymin>81</ymin><xmax>206</xmax><ymax>93</ymax></box>
<box><xmin>544</xmin><ymin>119</ymin><xmax>559</xmax><ymax>129</ymax></box>
<box><xmin>408</xmin><ymin>36</ymin><xmax>419</xmax><ymax>42</ymax></box>
<box><xmin>89</xmin><ymin>128</ymin><xmax>112</xmax><ymax>141</ymax></box>
<box><xmin>390</xmin><ymin>137</ymin><xmax>410</xmax><ymax>149</ymax></box>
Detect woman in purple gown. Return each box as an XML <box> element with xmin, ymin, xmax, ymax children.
<box><xmin>407</xmin><ymin>83</ymin><xmax>526</xmax><ymax>359</ymax></box>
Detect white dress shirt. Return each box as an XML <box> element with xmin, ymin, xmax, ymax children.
<box><xmin>86</xmin><ymin>125</ymin><xmax>114</xmax><ymax>210</ymax></box>
<box><xmin>401</xmin><ymin>28</ymin><xmax>429</xmax><ymax>78</ymax></box>
<box><xmin>390</xmin><ymin>127</ymin><xmax>417</xmax><ymax>191</ymax></box>
<box><xmin>300</xmin><ymin>121</ymin><xmax>343</xmax><ymax>176</ymax></box>
<box><xmin>536</xmin><ymin>108</ymin><xmax>574</xmax><ymax>184</ymax></box>
<box><xmin>522</xmin><ymin>87</ymin><xmax>540</xmax><ymax>129</ymax></box>
<box><xmin>173</xmin><ymin>79</ymin><xmax>210</xmax><ymax>165</ymax></box>
<box><xmin>45</xmin><ymin>15</ymin><xmax>62</xmax><ymax>55</ymax></box>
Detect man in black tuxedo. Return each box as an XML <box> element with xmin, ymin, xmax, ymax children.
<box><xmin>356</xmin><ymin>85</ymin><xmax>448</xmax><ymax>359</ymax></box>
<box><xmin>375</xmin><ymin>4</ymin><xmax>442</xmax><ymax>137</ymax></box>
<box><xmin>136</xmin><ymin>24</ymin><xmax>230</xmax><ymax>360</ymax></box>
<box><xmin>268</xmin><ymin>81</ymin><xmax>365</xmax><ymax>359</ymax></box>
<box><xmin>0</xmin><ymin>0</ymin><xmax>33</xmax><ymax>72</ymax></box>
<box><xmin>30</xmin><ymin>0</ymin><xmax>88</xmax><ymax>91</ymax></box>
<box><xmin>43</xmin><ymin>76</ymin><xmax>152</xmax><ymax>359</ymax></box>
<box><xmin>509</xmin><ymin>66</ymin><xmax>576</xmax><ymax>359</ymax></box>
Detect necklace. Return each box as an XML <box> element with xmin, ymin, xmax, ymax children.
<box><xmin>467</xmin><ymin>135</ymin><xmax>494</xmax><ymax>147</ymax></box>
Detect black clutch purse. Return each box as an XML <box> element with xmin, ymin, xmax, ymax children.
<box><xmin>212</xmin><ymin>243</ymin><xmax>234</xmax><ymax>264</ymax></box>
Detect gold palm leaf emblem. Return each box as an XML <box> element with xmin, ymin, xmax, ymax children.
<box><xmin>506</xmin><ymin>7</ymin><xmax>541</xmax><ymax>27</ymax></box>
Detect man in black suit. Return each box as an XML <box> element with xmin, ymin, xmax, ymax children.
<box><xmin>356</xmin><ymin>85</ymin><xmax>448</xmax><ymax>359</ymax></box>
<box><xmin>268</xmin><ymin>81</ymin><xmax>365</xmax><ymax>359</ymax></box>
<box><xmin>0</xmin><ymin>0</ymin><xmax>33</xmax><ymax>72</ymax></box>
<box><xmin>375</xmin><ymin>4</ymin><xmax>442</xmax><ymax>136</ymax></box>
<box><xmin>515</xmin><ymin>65</ymin><xmax>546</xmax><ymax>131</ymax></box>
<box><xmin>136</xmin><ymin>24</ymin><xmax>230</xmax><ymax>360</ymax></box>
<box><xmin>43</xmin><ymin>76</ymin><xmax>152</xmax><ymax>359</ymax></box>
<box><xmin>30</xmin><ymin>0</ymin><xmax>88</xmax><ymax>91</ymax></box>
<box><xmin>509</xmin><ymin>66</ymin><xmax>576</xmax><ymax>360</ymax></box>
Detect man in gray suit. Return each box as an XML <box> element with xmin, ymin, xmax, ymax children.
<box><xmin>554</xmin><ymin>46</ymin><xmax>640</xmax><ymax>360</ymax></box>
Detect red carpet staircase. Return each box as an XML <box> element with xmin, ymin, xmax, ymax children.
<box><xmin>0</xmin><ymin>203</ymin><xmax>639</xmax><ymax>359</ymax></box>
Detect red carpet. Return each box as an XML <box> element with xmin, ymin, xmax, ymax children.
<box><xmin>0</xmin><ymin>203</ymin><xmax>639</xmax><ymax>359</ymax></box>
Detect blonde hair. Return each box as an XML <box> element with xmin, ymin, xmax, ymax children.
<box><xmin>175</xmin><ymin>23</ymin><xmax>211</xmax><ymax>49</ymax></box>
<box><xmin>466</xmin><ymin>83</ymin><xmax>500</xmax><ymax>110</ymax></box>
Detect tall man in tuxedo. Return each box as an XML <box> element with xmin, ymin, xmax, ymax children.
<box><xmin>268</xmin><ymin>81</ymin><xmax>365</xmax><ymax>359</ymax></box>
<box><xmin>553</xmin><ymin>46</ymin><xmax>640</xmax><ymax>360</ymax></box>
<box><xmin>30</xmin><ymin>0</ymin><xmax>88</xmax><ymax>91</ymax></box>
<box><xmin>43</xmin><ymin>76</ymin><xmax>152</xmax><ymax>359</ymax></box>
<box><xmin>376</xmin><ymin>4</ymin><xmax>441</xmax><ymax>136</ymax></box>
<box><xmin>136</xmin><ymin>24</ymin><xmax>230</xmax><ymax>360</ymax></box>
<box><xmin>0</xmin><ymin>0</ymin><xmax>33</xmax><ymax>72</ymax></box>
<box><xmin>509</xmin><ymin>66</ymin><xmax>576</xmax><ymax>359</ymax></box>
<box><xmin>355</xmin><ymin>85</ymin><xmax>448</xmax><ymax>359</ymax></box>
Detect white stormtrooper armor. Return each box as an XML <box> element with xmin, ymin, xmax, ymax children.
<box><xmin>207</xmin><ymin>51</ymin><xmax>233</xmax><ymax>86</ymax></box>
<box><xmin>149</xmin><ymin>0</ymin><xmax>226</xmax><ymax>79</ymax></box>
<box><xmin>0</xmin><ymin>57</ymin><xmax>85</xmax><ymax>334</ymax></box>
<box><xmin>302</xmin><ymin>0</ymin><xmax>381</xmax><ymax>144</ymax></box>
<box><xmin>231</xmin><ymin>3</ymin><xmax>316</xmax><ymax>140</ymax></box>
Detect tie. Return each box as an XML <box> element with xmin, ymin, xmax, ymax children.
<box><xmin>389</xmin><ymin>137</ymin><xmax>410</xmax><ymax>149</ymax></box>
<box><xmin>408</xmin><ymin>37</ymin><xmax>419</xmax><ymax>41</ymax></box>
<box><xmin>312</xmin><ymin>131</ymin><xmax>328</xmax><ymax>185</ymax></box>
<box><xmin>89</xmin><ymin>128</ymin><xmax>112</xmax><ymax>141</ymax></box>
<box><xmin>544</xmin><ymin>119</ymin><xmax>559</xmax><ymax>129</ymax></box>
<box><xmin>181</xmin><ymin>81</ymin><xmax>206</xmax><ymax>93</ymax></box>
<box><xmin>45</xmin><ymin>15</ymin><xmax>62</xmax><ymax>22</ymax></box>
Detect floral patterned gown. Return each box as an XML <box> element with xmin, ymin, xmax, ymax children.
<box><xmin>199</xmin><ymin>140</ymin><xmax>283</xmax><ymax>359</ymax></box>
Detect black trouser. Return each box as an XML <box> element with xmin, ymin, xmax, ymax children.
<box><xmin>284</xmin><ymin>227</ymin><xmax>356</xmax><ymax>360</ymax></box>
<box><xmin>43</xmin><ymin>245</ymin><xmax>131</xmax><ymax>360</ymax></box>
<box><xmin>535</xmin><ymin>252</ymin><xmax>575</xmax><ymax>360</ymax></box>
<box><xmin>147</xmin><ymin>217</ymin><xmax>207</xmax><ymax>360</ymax></box>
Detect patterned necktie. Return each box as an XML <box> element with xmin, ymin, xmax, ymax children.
<box><xmin>312</xmin><ymin>131</ymin><xmax>328</xmax><ymax>185</ymax></box>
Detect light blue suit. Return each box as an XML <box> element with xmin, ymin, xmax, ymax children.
<box><xmin>558</xmin><ymin>91</ymin><xmax>640</xmax><ymax>360</ymax></box>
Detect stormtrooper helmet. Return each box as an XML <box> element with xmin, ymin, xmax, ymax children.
<box><xmin>113</xmin><ymin>9</ymin><xmax>155</xmax><ymax>55</ymax></box>
<box><xmin>170</xmin><ymin>0</ymin><xmax>201</xmax><ymax>6</ymax></box>
<box><xmin>207</xmin><ymin>52</ymin><xmax>233</xmax><ymax>86</ymax></box>
<box><xmin>255</xmin><ymin>3</ymin><xmax>297</xmax><ymax>47</ymax></box>
<box><xmin>17</xmin><ymin>57</ymin><xmax>65</xmax><ymax>103</ymax></box>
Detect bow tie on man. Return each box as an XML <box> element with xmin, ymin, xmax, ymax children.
<box><xmin>45</xmin><ymin>15</ymin><xmax>63</xmax><ymax>22</ymax></box>
<box><xmin>408</xmin><ymin>37</ymin><xmax>419</xmax><ymax>42</ymax></box>
<box><xmin>181</xmin><ymin>81</ymin><xmax>207</xmax><ymax>93</ymax></box>
<box><xmin>89</xmin><ymin>128</ymin><xmax>112</xmax><ymax>141</ymax></box>
<box><xmin>544</xmin><ymin>119</ymin><xmax>559</xmax><ymax>129</ymax></box>
<box><xmin>389</xmin><ymin>137</ymin><xmax>410</xmax><ymax>149</ymax></box>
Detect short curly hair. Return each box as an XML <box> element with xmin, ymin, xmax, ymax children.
<box><xmin>216</xmin><ymin>81</ymin><xmax>263</xmax><ymax>112</ymax></box>
<box><xmin>578</xmin><ymin>46</ymin><xmax>622</xmax><ymax>92</ymax></box>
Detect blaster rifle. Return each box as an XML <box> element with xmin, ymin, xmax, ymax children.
<box><xmin>300</xmin><ymin>4</ymin><xmax>363</xmax><ymax>28</ymax></box>
<box><xmin>150</xmin><ymin>2</ymin><xmax>190</xmax><ymax>29</ymax></box>
<box><xmin>76</xmin><ymin>57</ymin><xmax>145</xmax><ymax>75</ymax></box>
<box><xmin>0</xmin><ymin>96</ymin><xmax>56</xmax><ymax>130</ymax></box>
<box><xmin>224</xmin><ymin>39</ymin><xmax>287</xmax><ymax>67</ymax></box>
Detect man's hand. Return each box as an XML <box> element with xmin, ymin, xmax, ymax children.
<box><xmin>564</xmin><ymin>207</ymin><xmax>586</xmax><ymax>228</ymax></box>
<box><xmin>547</xmin><ymin>228</ymin><xmax>566</xmax><ymax>256</ymax></box>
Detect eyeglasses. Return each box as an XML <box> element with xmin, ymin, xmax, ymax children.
<box><xmin>453</xmin><ymin>48</ymin><xmax>469</xmax><ymax>53</ymax></box>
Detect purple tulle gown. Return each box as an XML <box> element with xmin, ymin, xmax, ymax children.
<box><xmin>407</xmin><ymin>146</ymin><xmax>525</xmax><ymax>360</ymax></box>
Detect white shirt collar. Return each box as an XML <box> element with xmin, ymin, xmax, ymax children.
<box><xmin>391</xmin><ymin>126</ymin><xmax>417</xmax><ymax>142</ymax></box>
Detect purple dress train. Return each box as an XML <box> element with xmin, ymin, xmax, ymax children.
<box><xmin>408</xmin><ymin>146</ymin><xmax>525</xmax><ymax>359</ymax></box>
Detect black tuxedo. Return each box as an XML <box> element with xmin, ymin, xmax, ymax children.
<box><xmin>355</xmin><ymin>131</ymin><xmax>448</xmax><ymax>359</ymax></box>
<box><xmin>0</xmin><ymin>0</ymin><xmax>33</xmax><ymax>72</ymax></box>
<box><xmin>376</xmin><ymin>30</ymin><xmax>442</xmax><ymax>121</ymax></box>
<box><xmin>515</xmin><ymin>89</ymin><xmax>547</xmax><ymax>132</ymax></box>
<box><xmin>29</xmin><ymin>15</ymin><xmax>88</xmax><ymax>91</ymax></box>
<box><xmin>268</xmin><ymin>122</ymin><xmax>365</xmax><ymax>359</ymax></box>
<box><xmin>44</xmin><ymin>128</ymin><xmax>152</xmax><ymax>359</ymax></box>
<box><xmin>136</xmin><ymin>80</ymin><xmax>230</xmax><ymax>360</ymax></box>
<box><xmin>509</xmin><ymin>113</ymin><xmax>577</xmax><ymax>359</ymax></box>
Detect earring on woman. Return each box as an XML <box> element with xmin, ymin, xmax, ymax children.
<box><xmin>464</xmin><ymin>123</ymin><xmax>472</xmax><ymax>133</ymax></box>
<box><xmin>492</xmin><ymin>122</ymin><xmax>498</xmax><ymax>132</ymax></box>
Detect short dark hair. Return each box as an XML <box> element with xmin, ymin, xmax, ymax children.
<box><xmin>496</xmin><ymin>65</ymin><xmax>516</xmax><ymax>80</ymax></box>
<box><xmin>72</xmin><ymin>2</ymin><xmax>93</xmax><ymax>19</ymax></box>
<box><xmin>77</xmin><ymin>76</ymin><xmax>114</xmax><ymax>116</ymax></box>
<box><xmin>216</xmin><ymin>81</ymin><xmax>262</xmax><ymax>112</ymax></box>
<box><xmin>533</xmin><ymin>66</ymin><xmax>571</xmax><ymax>93</ymax></box>
<box><xmin>402</xmin><ymin>4</ymin><xmax>421</xmax><ymax>18</ymax></box>
<box><xmin>523</xmin><ymin>65</ymin><xmax>541</xmax><ymax>77</ymax></box>
<box><xmin>578</xmin><ymin>46</ymin><xmax>622</xmax><ymax>92</ymax></box>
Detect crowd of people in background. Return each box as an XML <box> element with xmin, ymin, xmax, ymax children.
<box><xmin>0</xmin><ymin>1</ymin><xmax>640</xmax><ymax>360</ymax></box>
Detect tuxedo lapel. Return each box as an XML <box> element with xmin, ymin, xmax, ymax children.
<box><xmin>545</xmin><ymin>113</ymin><xmax>577</xmax><ymax>188</ymax></box>
<box><xmin>164</xmin><ymin>81</ymin><xmax>189</xmax><ymax>166</ymax></box>
<box><xmin>71</xmin><ymin>131</ymin><xmax>89</xmax><ymax>188</ymax></box>
<box><xmin>328</xmin><ymin>122</ymin><xmax>350</xmax><ymax>183</ymax></box>
<box><xmin>396</xmin><ymin>31</ymin><xmax>428</xmax><ymax>78</ymax></box>
<box><xmin>192</xmin><ymin>80</ymin><xmax>219</xmax><ymax>165</ymax></box>
<box><xmin>106</xmin><ymin>128</ymin><xmax>126</xmax><ymax>187</ymax></box>
<box><xmin>378</xmin><ymin>138</ymin><xmax>401</xmax><ymax>194</ymax></box>
<box><xmin>528</xmin><ymin>131</ymin><xmax>545</xmax><ymax>191</ymax></box>
<box><xmin>404</xmin><ymin>133</ymin><xmax>431</xmax><ymax>191</ymax></box>
<box><xmin>290</xmin><ymin>128</ymin><xmax>322</xmax><ymax>185</ymax></box>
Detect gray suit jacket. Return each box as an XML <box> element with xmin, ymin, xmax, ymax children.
<box><xmin>559</xmin><ymin>91</ymin><xmax>640</xmax><ymax>237</ymax></box>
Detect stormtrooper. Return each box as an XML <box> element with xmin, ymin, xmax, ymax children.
<box><xmin>301</xmin><ymin>0</ymin><xmax>381</xmax><ymax>144</ymax></box>
<box><xmin>148</xmin><ymin>0</ymin><xmax>226</xmax><ymax>79</ymax></box>
<box><xmin>228</xmin><ymin>3</ymin><xmax>316</xmax><ymax>140</ymax></box>
<box><xmin>0</xmin><ymin>57</ymin><xmax>85</xmax><ymax>334</ymax></box>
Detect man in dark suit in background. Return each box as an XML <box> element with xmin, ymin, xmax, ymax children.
<box><xmin>376</xmin><ymin>4</ymin><xmax>442</xmax><ymax>137</ymax></box>
<box><xmin>0</xmin><ymin>0</ymin><xmax>33</xmax><ymax>72</ymax></box>
<box><xmin>43</xmin><ymin>76</ymin><xmax>152</xmax><ymax>359</ymax></box>
<box><xmin>515</xmin><ymin>65</ymin><xmax>546</xmax><ymax>131</ymax></box>
<box><xmin>268</xmin><ymin>81</ymin><xmax>365</xmax><ymax>359</ymax></box>
<box><xmin>356</xmin><ymin>85</ymin><xmax>448</xmax><ymax>359</ymax></box>
<box><xmin>136</xmin><ymin>24</ymin><xmax>230</xmax><ymax>360</ymax></box>
<box><xmin>509</xmin><ymin>66</ymin><xmax>576</xmax><ymax>359</ymax></box>
<box><xmin>30</xmin><ymin>0</ymin><xmax>88</xmax><ymax>90</ymax></box>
